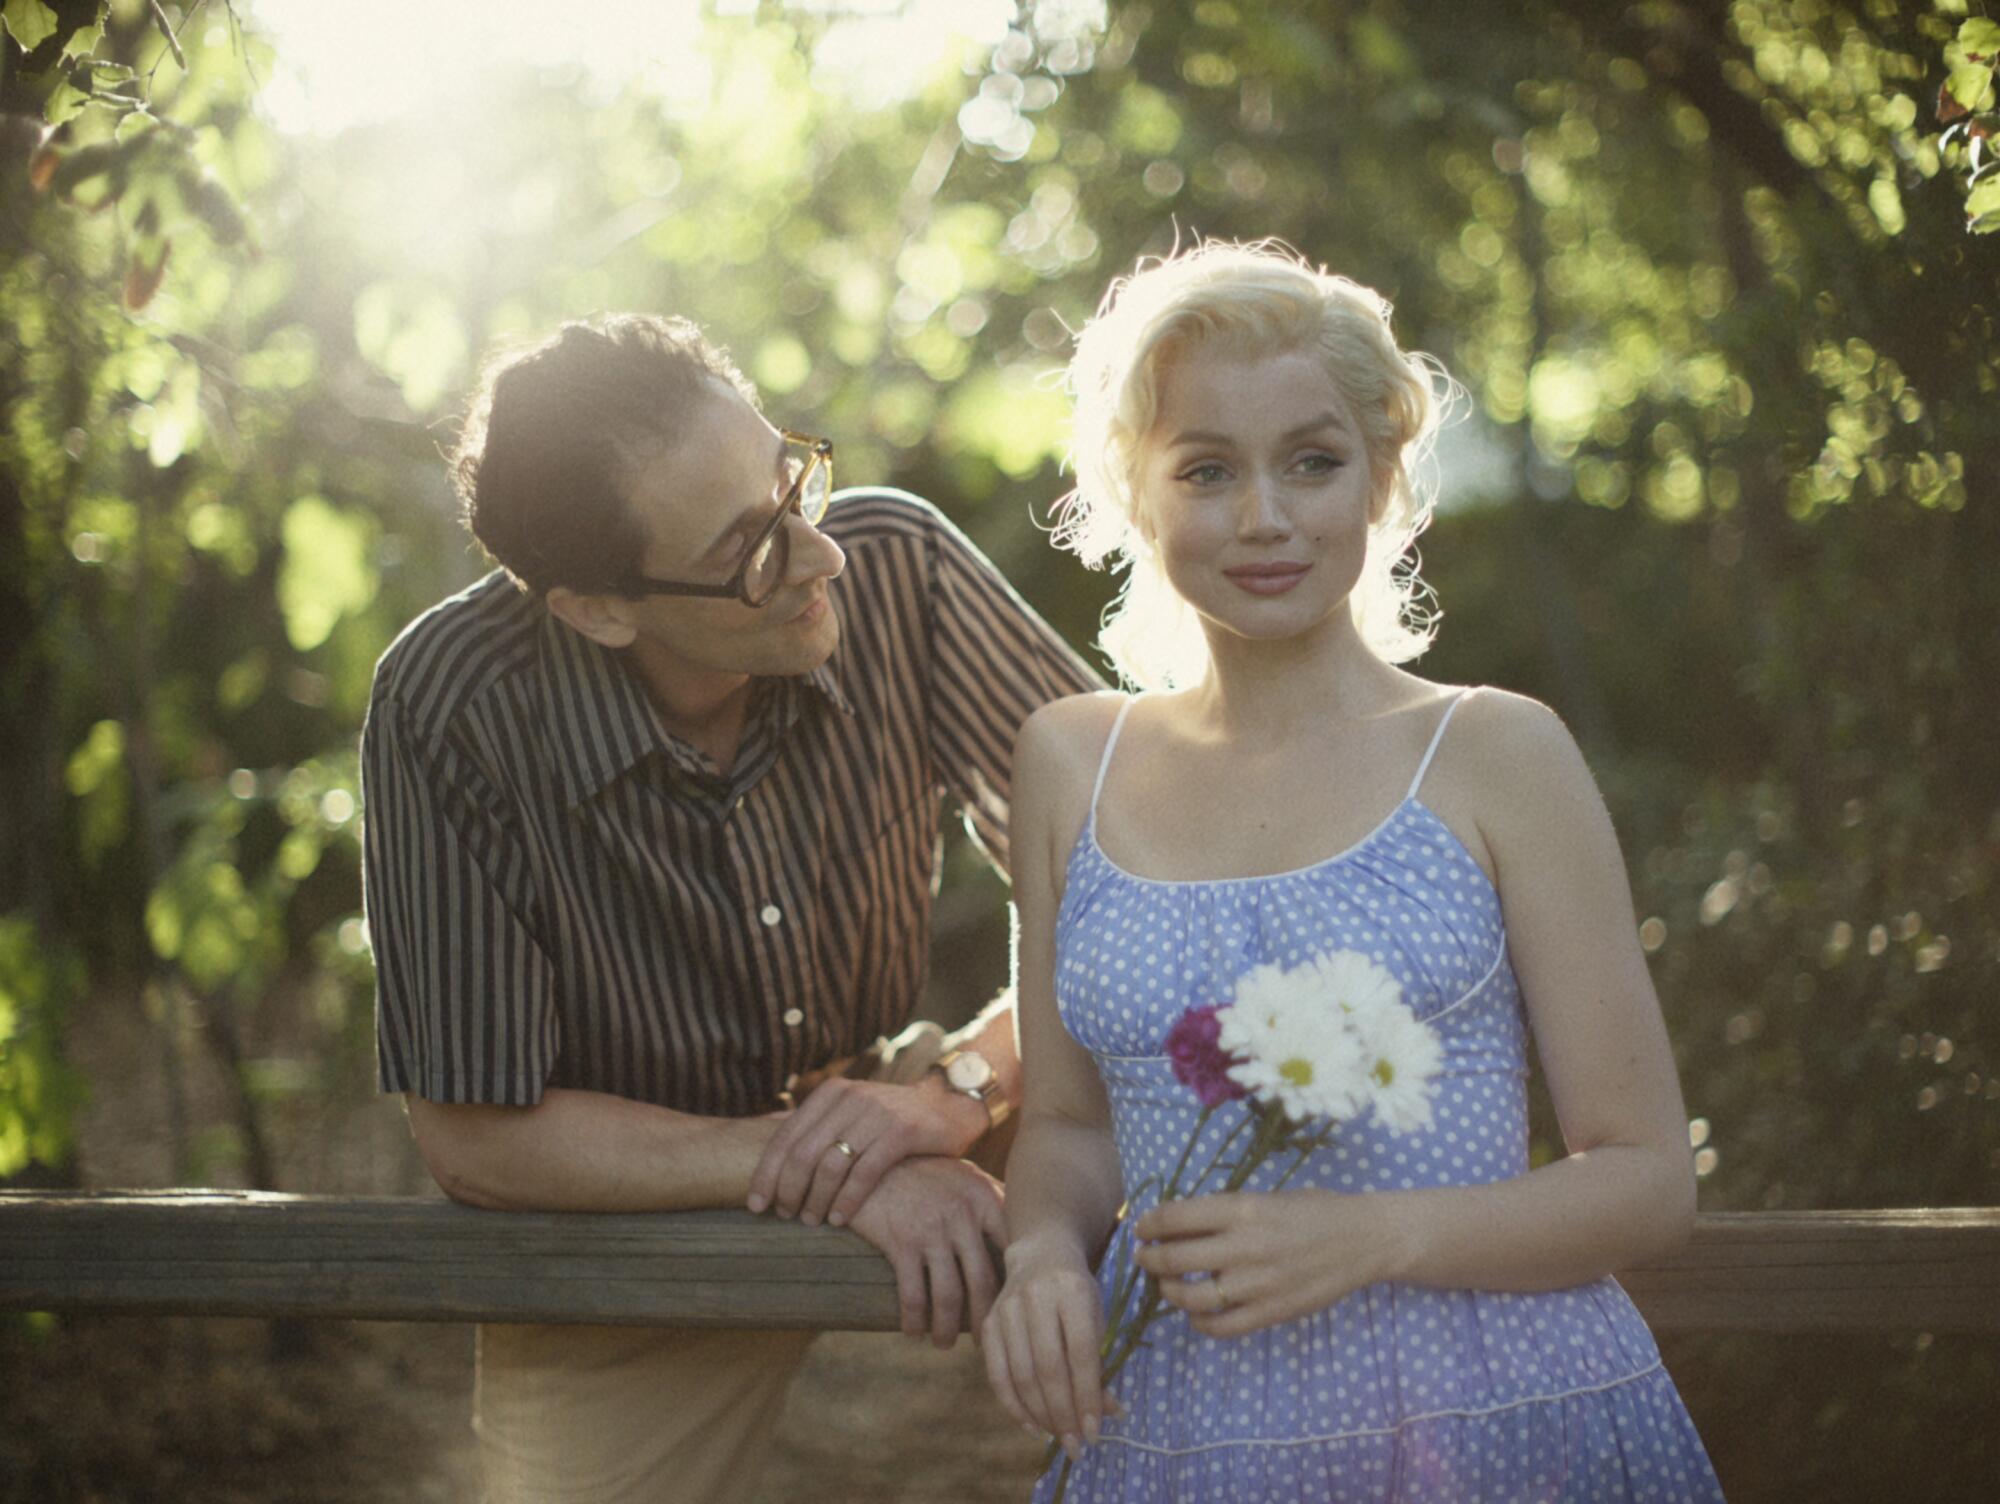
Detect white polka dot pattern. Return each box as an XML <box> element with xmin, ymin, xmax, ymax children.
<box><xmin>1035</xmin><ymin>772</ymin><xmax>1725</xmax><ymax>1502</ymax></box>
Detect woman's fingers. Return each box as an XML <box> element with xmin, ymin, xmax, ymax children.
<box><xmin>1135</xmin><ymin>1230</ymin><xmax>1230</xmax><ymax>1278</ymax></box>
<box><xmin>1025</xmin><ymin>1296</ymin><xmax>1084</xmax><ymax>1445</ymax></box>
<box><xmin>1060</xmin><ymin>1298</ymin><xmax>1106</xmax><ymax>1445</ymax></box>
<box><xmin>981</xmin><ymin>1308</ymin><xmax>1039</xmax><ymax>1433</ymax></box>
<box><xmin>1133</xmin><ymin>1192</ymin><xmax>1239</xmax><ymax>1242</ymax></box>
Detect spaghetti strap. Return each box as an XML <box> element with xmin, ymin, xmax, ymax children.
<box><xmin>1089</xmin><ymin>697</ymin><xmax>1138</xmax><ymax>827</ymax></box>
<box><xmin>1407</xmin><ymin>689</ymin><xmax>1473</xmax><ymax>800</ymax></box>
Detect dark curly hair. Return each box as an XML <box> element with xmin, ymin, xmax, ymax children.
<box><xmin>452</xmin><ymin>314</ymin><xmax>759</xmax><ymax>595</ymax></box>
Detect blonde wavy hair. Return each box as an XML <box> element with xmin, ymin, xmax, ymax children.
<box><xmin>1054</xmin><ymin>239</ymin><xmax>1452</xmax><ymax>690</ymax></box>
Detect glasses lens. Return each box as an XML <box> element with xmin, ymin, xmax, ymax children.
<box><xmin>743</xmin><ymin>526</ymin><xmax>785</xmax><ymax>607</ymax></box>
<box><xmin>799</xmin><ymin>453</ymin><xmax>831</xmax><ymax>524</ymax></box>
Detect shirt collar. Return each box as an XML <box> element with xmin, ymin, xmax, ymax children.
<box><xmin>538</xmin><ymin>613</ymin><xmax>671</xmax><ymax>808</ymax></box>
<box><xmin>538</xmin><ymin>611</ymin><xmax>856</xmax><ymax>808</ymax></box>
<box><xmin>802</xmin><ymin>657</ymin><xmax>856</xmax><ymax>719</ymax></box>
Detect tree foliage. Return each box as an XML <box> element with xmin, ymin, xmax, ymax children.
<box><xmin>2</xmin><ymin>2</ymin><xmax>1996</xmax><ymax>1492</ymax></box>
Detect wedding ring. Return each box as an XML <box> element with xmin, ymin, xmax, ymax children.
<box><xmin>832</xmin><ymin>1138</ymin><xmax>858</xmax><ymax>1160</ymax></box>
<box><xmin>1210</xmin><ymin>1276</ymin><xmax>1231</xmax><ymax>1311</ymax></box>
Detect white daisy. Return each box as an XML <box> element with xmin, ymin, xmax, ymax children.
<box><xmin>1299</xmin><ymin>948</ymin><xmax>1407</xmax><ymax>1023</ymax></box>
<box><xmin>1353</xmin><ymin>995</ymin><xmax>1444</xmax><ymax>1135</ymax></box>
<box><xmin>1217</xmin><ymin>959</ymin><xmax>1373</xmax><ymax>1122</ymax></box>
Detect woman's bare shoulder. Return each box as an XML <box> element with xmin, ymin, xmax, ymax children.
<box><xmin>1017</xmin><ymin>691</ymin><xmax>1130</xmax><ymax>779</ymax></box>
<box><xmin>1435</xmin><ymin>686</ymin><xmax>1613</xmax><ymax>864</ymax></box>
<box><xmin>1447</xmin><ymin>687</ymin><xmax>1588</xmax><ymax>780</ymax></box>
<box><xmin>1013</xmin><ymin>693</ymin><xmax>1129</xmax><ymax>893</ymax></box>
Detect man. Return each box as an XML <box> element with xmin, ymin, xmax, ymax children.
<box><xmin>360</xmin><ymin>313</ymin><xmax>1100</xmax><ymax>1504</ymax></box>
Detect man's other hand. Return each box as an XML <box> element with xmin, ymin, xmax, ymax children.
<box><xmin>843</xmin><ymin>1156</ymin><xmax>1005</xmax><ymax>1348</ymax></box>
<box><xmin>746</xmin><ymin>1075</ymin><xmax>985</xmax><ymax>1227</ymax></box>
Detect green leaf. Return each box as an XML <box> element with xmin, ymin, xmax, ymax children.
<box><xmin>1960</xmin><ymin>19</ymin><xmax>2000</xmax><ymax>61</ymax></box>
<box><xmin>1966</xmin><ymin>172</ymin><xmax>2000</xmax><ymax>231</ymax></box>
<box><xmin>65</xmin><ymin>719</ymin><xmax>131</xmax><ymax>860</ymax></box>
<box><xmin>1</xmin><ymin>0</ymin><xmax>60</xmax><ymax>53</ymax></box>
<box><xmin>1867</xmin><ymin>176</ymin><xmax>1906</xmax><ymax>235</ymax></box>
<box><xmin>42</xmin><ymin>77</ymin><xmax>88</xmax><ymax>126</ymax></box>
<box><xmin>59</xmin><ymin>18</ymin><xmax>105</xmax><ymax>64</ymax></box>
<box><xmin>277</xmin><ymin>496</ymin><xmax>378</xmax><ymax>652</ymax></box>
<box><xmin>1951</xmin><ymin>66</ymin><xmax>1996</xmax><ymax>113</ymax></box>
<box><xmin>352</xmin><ymin>282</ymin><xmax>468</xmax><ymax>414</ymax></box>
<box><xmin>944</xmin><ymin>366</ymin><xmax>1068</xmax><ymax>478</ymax></box>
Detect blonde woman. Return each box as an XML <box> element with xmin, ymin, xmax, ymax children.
<box><xmin>983</xmin><ymin>242</ymin><xmax>1724</xmax><ymax>1502</ymax></box>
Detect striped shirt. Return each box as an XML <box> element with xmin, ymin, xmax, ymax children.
<box><xmin>363</xmin><ymin>489</ymin><xmax>1102</xmax><ymax>1117</ymax></box>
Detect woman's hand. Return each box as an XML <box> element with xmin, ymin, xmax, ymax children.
<box><xmin>981</xmin><ymin>1238</ymin><xmax>1121</xmax><ymax>1460</ymax></box>
<box><xmin>1134</xmin><ymin>1189</ymin><xmax>1405</xmax><ymax>1340</ymax></box>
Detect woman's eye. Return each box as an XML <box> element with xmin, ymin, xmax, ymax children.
<box><xmin>1297</xmin><ymin>453</ymin><xmax>1342</xmax><ymax>475</ymax></box>
<box><xmin>1179</xmin><ymin>462</ymin><xmax>1229</xmax><ymax>485</ymax></box>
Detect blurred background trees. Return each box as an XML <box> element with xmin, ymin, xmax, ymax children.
<box><xmin>2</xmin><ymin>1</ymin><xmax>1995</xmax><ymax>1497</ymax></box>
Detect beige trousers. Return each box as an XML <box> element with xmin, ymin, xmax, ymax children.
<box><xmin>473</xmin><ymin>1007</ymin><xmax>1007</xmax><ymax>1503</ymax></box>
<box><xmin>475</xmin><ymin>1323</ymin><xmax>817</xmax><ymax>1504</ymax></box>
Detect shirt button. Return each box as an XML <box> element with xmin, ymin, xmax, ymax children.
<box><xmin>781</xmin><ymin>1007</ymin><xmax>805</xmax><ymax>1027</ymax></box>
<box><xmin>759</xmin><ymin>904</ymin><xmax>782</xmax><ymax>927</ymax></box>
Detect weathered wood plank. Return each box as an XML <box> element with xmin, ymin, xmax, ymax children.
<box><xmin>1620</xmin><ymin>1209</ymin><xmax>2000</xmax><ymax>1335</ymax></box>
<box><xmin>0</xmin><ymin>1192</ymin><xmax>902</xmax><ymax>1329</ymax></box>
<box><xmin>3</xmin><ymin>1194</ymin><xmax>1996</xmax><ymax>1335</ymax></box>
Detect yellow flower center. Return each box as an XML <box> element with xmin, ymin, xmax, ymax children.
<box><xmin>1279</xmin><ymin>1057</ymin><xmax>1315</xmax><ymax>1088</ymax></box>
<box><xmin>1372</xmin><ymin>1058</ymin><xmax>1395</xmax><ymax>1088</ymax></box>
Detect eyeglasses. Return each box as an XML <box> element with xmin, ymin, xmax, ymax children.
<box><xmin>617</xmin><ymin>430</ymin><xmax>834</xmax><ymax>608</ymax></box>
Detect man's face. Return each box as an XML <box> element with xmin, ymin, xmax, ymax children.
<box><xmin>607</xmin><ymin>381</ymin><xmax>846</xmax><ymax>679</ymax></box>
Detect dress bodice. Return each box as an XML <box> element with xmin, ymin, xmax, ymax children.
<box><xmin>1057</xmin><ymin>793</ymin><xmax>1525</xmax><ymax>1206</ymax></box>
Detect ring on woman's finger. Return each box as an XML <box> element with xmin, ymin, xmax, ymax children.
<box><xmin>1209</xmin><ymin>1275</ymin><xmax>1231</xmax><ymax>1312</ymax></box>
<box><xmin>831</xmin><ymin>1138</ymin><xmax>858</xmax><ymax>1160</ymax></box>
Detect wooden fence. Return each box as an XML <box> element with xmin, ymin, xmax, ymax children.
<box><xmin>3</xmin><ymin>1192</ymin><xmax>1996</xmax><ymax>1335</ymax></box>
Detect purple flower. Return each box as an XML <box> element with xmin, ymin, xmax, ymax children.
<box><xmin>1165</xmin><ymin>1004</ymin><xmax>1248</xmax><ymax>1108</ymax></box>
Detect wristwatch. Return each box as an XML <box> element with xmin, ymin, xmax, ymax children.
<box><xmin>932</xmin><ymin>1048</ymin><xmax>1011</xmax><ymax>1131</ymax></box>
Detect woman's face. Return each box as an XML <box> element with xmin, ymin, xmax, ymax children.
<box><xmin>1132</xmin><ymin>340</ymin><xmax>1380</xmax><ymax>653</ymax></box>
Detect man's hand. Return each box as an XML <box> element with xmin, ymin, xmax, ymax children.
<box><xmin>746</xmin><ymin>1075</ymin><xmax>985</xmax><ymax>1228</ymax></box>
<box><xmin>844</xmin><ymin>1156</ymin><xmax>1006</xmax><ymax>1348</ymax></box>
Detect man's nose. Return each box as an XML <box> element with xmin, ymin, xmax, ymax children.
<box><xmin>786</xmin><ymin>513</ymin><xmax>846</xmax><ymax>584</ymax></box>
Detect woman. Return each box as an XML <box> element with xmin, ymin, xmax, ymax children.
<box><xmin>983</xmin><ymin>241</ymin><xmax>1724</xmax><ymax>1501</ymax></box>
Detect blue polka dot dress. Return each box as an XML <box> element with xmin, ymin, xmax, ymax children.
<box><xmin>1035</xmin><ymin>693</ymin><xmax>1724</xmax><ymax>1503</ymax></box>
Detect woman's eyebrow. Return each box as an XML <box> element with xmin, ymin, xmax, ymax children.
<box><xmin>1166</xmin><ymin>413</ymin><xmax>1353</xmax><ymax>449</ymax></box>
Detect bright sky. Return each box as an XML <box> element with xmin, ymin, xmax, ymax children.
<box><xmin>248</xmin><ymin>0</ymin><xmax>1022</xmax><ymax>136</ymax></box>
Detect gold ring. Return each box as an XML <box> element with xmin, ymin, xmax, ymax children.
<box><xmin>1210</xmin><ymin>1276</ymin><xmax>1230</xmax><ymax>1311</ymax></box>
<box><xmin>832</xmin><ymin>1139</ymin><xmax>857</xmax><ymax>1160</ymax></box>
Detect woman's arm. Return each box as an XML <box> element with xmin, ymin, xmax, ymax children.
<box><xmin>981</xmin><ymin>698</ymin><xmax>1129</xmax><ymax>1455</ymax></box>
<box><xmin>1137</xmin><ymin>692</ymin><xmax>1696</xmax><ymax>1337</ymax></box>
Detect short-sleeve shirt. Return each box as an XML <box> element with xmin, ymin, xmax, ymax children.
<box><xmin>363</xmin><ymin>489</ymin><xmax>1103</xmax><ymax>1118</ymax></box>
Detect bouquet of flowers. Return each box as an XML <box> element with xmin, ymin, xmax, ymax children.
<box><xmin>1051</xmin><ymin>948</ymin><xmax>1442</xmax><ymax>1499</ymax></box>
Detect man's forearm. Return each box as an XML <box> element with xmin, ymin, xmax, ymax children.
<box><xmin>407</xmin><ymin>1086</ymin><xmax>782</xmax><ymax>1213</ymax></box>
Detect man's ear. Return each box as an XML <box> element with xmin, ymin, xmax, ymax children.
<box><xmin>546</xmin><ymin>586</ymin><xmax>640</xmax><ymax>650</ymax></box>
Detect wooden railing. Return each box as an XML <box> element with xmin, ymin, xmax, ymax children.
<box><xmin>3</xmin><ymin>1193</ymin><xmax>1996</xmax><ymax>1335</ymax></box>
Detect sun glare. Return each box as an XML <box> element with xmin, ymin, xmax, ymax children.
<box><xmin>249</xmin><ymin>0</ymin><xmax>1020</xmax><ymax>137</ymax></box>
